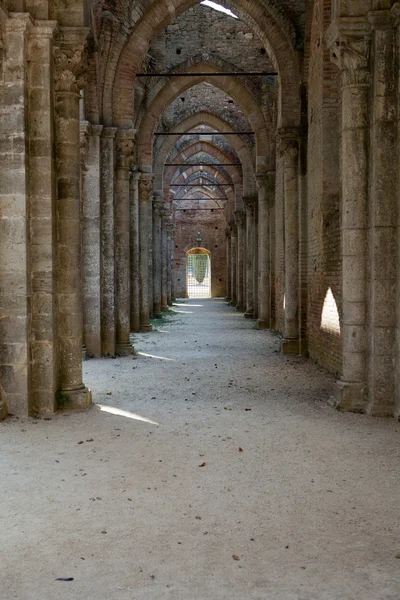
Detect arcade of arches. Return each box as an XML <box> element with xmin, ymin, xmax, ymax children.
<box><xmin>1</xmin><ymin>0</ymin><xmax>400</xmax><ymax>423</ymax></box>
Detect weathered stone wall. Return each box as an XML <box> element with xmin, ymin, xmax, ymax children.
<box><xmin>306</xmin><ymin>0</ymin><xmax>341</xmax><ymax>373</ymax></box>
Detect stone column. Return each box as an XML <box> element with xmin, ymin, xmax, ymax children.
<box><xmin>83</xmin><ymin>124</ymin><xmax>102</xmax><ymax>356</ymax></box>
<box><xmin>167</xmin><ymin>225</ymin><xmax>174</xmax><ymax>305</ymax></box>
<box><xmin>244</xmin><ymin>197</ymin><xmax>256</xmax><ymax>318</ymax></box>
<box><xmin>138</xmin><ymin>173</ymin><xmax>153</xmax><ymax>331</ymax></box>
<box><xmin>100</xmin><ymin>126</ymin><xmax>117</xmax><ymax>355</ymax></box>
<box><xmin>171</xmin><ymin>228</ymin><xmax>176</xmax><ymax>302</ymax></box>
<box><xmin>257</xmin><ymin>173</ymin><xmax>274</xmax><ymax>329</ymax></box>
<box><xmin>29</xmin><ymin>20</ymin><xmax>58</xmax><ymax>415</ymax></box>
<box><xmin>230</xmin><ymin>223</ymin><xmax>237</xmax><ymax>305</ymax></box>
<box><xmin>327</xmin><ymin>20</ymin><xmax>371</xmax><ymax>411</ymax></box>
<box><xmin>366</xmin><ymin>9</ymin><xmax>397</xmax><ymax>416</ymax></box>
<box><xmin>161</xmin><ymin>209</ymin><xmax>170</xmax><ymax>310</ymax></box>
<box><xmin>153</xmin><ymin>196</ymin><xmax>164</xmax><ymax>317</ymax></box>
<box><xmin>393</xmin><ymin>3</ymin><xmax>400</xmax><ymax>417</ymax></box>
<box><xmin>115</xmin><ymin>130</ymin><xmax>135</xmax><ymax>354</ymax></box>
<box><xmin>54</xmin><ymin>28</ymin><xmax>91</xmax><ymax>408</ymax></box>
<box><xmin>80</xmin><ymin>122</ymin><xmax>89</xmax><ymax>361</ymax></box>
<box><xmin>130</xmin><ymin>172</ymin><xmax>141</xmax><ymax>332</ymax></box>
<box><xmin>225</xmin><ymin>227</ymin><xmax>231</xmax><ymax>301</ymax></box>
<box><xmin>235</xmin><ymin>211</ymin><xmax>245</xmax><ymax>311</ymax></box>
<box><xmin>253</xmin><ymin>198</ymin><xmax>259</xmax><ymax>320</ymax></box>
<box><xmin>278</xmin><ymin>130</ymin><xmax>300</xmax><ymax>354</ymax></box>
<box><xmin>148</xmin><ymin>195</ymin><xmax>154</xmax><ymax>319</ymax></box>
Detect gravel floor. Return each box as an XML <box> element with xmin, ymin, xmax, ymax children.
<box><xmin>1</xmin><ymin>298</ymin><xmax>400</xmax><ymax>600</ymax></box>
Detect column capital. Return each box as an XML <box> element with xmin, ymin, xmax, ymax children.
<box><xmin>256</xmin><ymin>171</ymin><xmax>275</xmax><ymax>192</ymax></box>
<box><xmin>90</xmin><ymin>124</ymin><xmax>103</xmax><ymax>137</ymax></box>
<box><xmin>30</xmin><ymin>20</ymin><xmax>58</xmax><ymax>39</ymax></box>
<box><xmin>102</xmin><ymin>126</ymin><xmax>118</xmax><ymax>139</ymax></box>
<box><xmin>116</xmin><ymin>129</ymin><xmax>136</xmax><ymax>169</ymax></box>
<box><xmin>138</xmin><ymin>173</ymin><xmax>153</xmax><ymax>202</ymax></box>
<box><xmin>5</xmin><ymin>13</ymin><xmax>34</xmax><ymax>33</ymax></box>
<box><xmin>234</xmin><ymin>210</ymin><xmax>245</xmax><ymax>225</ymax></box>
<box><xmin>276</xmin><ymin>129</ymin><xmax>299</xmax><ymax>159</ymax></box>
<box><xmin>368</xmin><ymin>9</ymin><xmax>396</xmax><ymax>30</ymax></box>
<box><xmin>243</xmin><ymin>196</ymin><xmax>257</xmax><ymax>210</ymax></box>
<box><xmin>326</xmin><ymin>19</ymin><xmax>371</xmax><ymax>87</ymax></box>
<box><xmin>54</xmin><ymin>27</ymin><xmax>90</xmax><ymax>94</ymax></box>
<box><xmin>153</xmin><ymin>194</ymin><xmax>165</xmax><ymax>214</ymax></box>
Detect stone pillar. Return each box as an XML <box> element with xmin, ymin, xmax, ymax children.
<box><xmin>235</xmin><ymin>211</ymin><xmax>245</xmax><ymax>311</ymax></box>
<box><xmin>278</xmin><ymin>130</ymin><xmax>300</xmax><ymax>354</ymax></box>
<box><xmin>244</xmin><ymin>197</ymin><xmax>256</xmax><ymax>318</ymax></box>
<box><xmin>80</xmin><ymin>122</ymin><xmax>89</xmax><ymax>362</ymax></box>
<box><xmin>253</xmin><ymin>198</ymin><xmax>259</xmax><ymax>320</ymax></box>
<box><xmin>225</xmin><ymin>227</ymin><xmax>231</xmax><ymax>301</ymax></box>
<box><xmin>167</xmin><ymin>225</ymin><xmax>174</xmax><ymax>305</ymax></box>
<box><xmin>171</xmin><ymin>228</ymin><xmax>176</xmax><ymax>302</ymax></box>
<box><xmin>257</xmin><ymin>173</ymin><xmax>274</xmax><ymax>329</ymax></box>
<box><xmin>230</xmin><ymin>223</ymin><xmax>237</xmax><ymax>305</ymax></box>
<box><xmin>327</xmin><ymin>20</ymin><xmax>371</xmax><ymax>411</ymax></box>
<box><xmin>54</xmin><ymin>28</ymin><xmax>91</xmax><ymax>408</ymax></box>
<box><xmin>148</xmin><ymin>195</ymin><xmax>154</xmax><ymax>319</ymax></box>
<box><xmin>138</xmin><ymin>174</ymin><xmax>153</xmax><ymax>331</ymax></box>
<box><xmin>393</xmin><ymin>3</ymin><xmax>400</xmax><ymax>417</ymax></box>
<box><xmin>130</xmin><ymin>172</ymin><xmax>141</xmax><ymax>332</ymax></box>
<box><xmin>82</xmin><ymin>124</ymin><xmax>102</xmax><ymax>356</ymax></box>
<box><xmin>29</xmin><ymin>20</ymin><xmax>58</xmax><ymax>414</ymax></box>
<box><xmin>100</xmin><ymin>126</ymin><xmax>117</xmax><ymax>355</ymax></box>
<box><xmin>115</xmin><ymin>130</ymin><xmax>135</xmax><ymax>354</ymax></box>
<box><xmin>366</xmin><ymin>9</ymin><xmax>397</xmax><ymax>416</ymax></box>
<box><xmin>161</xmin><ymin>209</ymin><xmax>170</xmax><ymax>310</ymax></box>
<box><xmin>153</xmin><ymin>196</ymin><xmax>164</xmax><ymax>317</ymax></box>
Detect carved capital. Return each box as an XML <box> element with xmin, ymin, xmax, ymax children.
<box><xmin>256</xmin><ymin>171</ymin><xmax>275</xmax><ymax>194</ymax></box>
<box><xmin>139</xmin><ymin>173</ymin><xmax>153</xmax><ymax>202</ymax></box>
<box><xmin>234</xmin><ymin>210</ymin><xmax>245</xmax><ymax>225</ymax></box>
<box><xmin>326</xmin><ymin>20</ymin><xmax>371</xmax><ymax>87</ymax></box>
<box><xmin>277</xmin><ymin>130</ymin><xmax>299</xmax><ymax>160</ymax></box>
<box><xmin>116</xmin><ymin>130</ymin><xmax>135</xmax><ymax>169</ymax></box>
<box><xmin>54</xmin><ymin>27</ymin><xmax>90</xmax><ymax>94</ymax></box>
<box><xmin>243</xmin><ymin>196</ymin><xmax>257</xmax><ymax>212</ymax></box>
<box><xmin>80</xmin><ymin>121</ymin><xmax>90</xmax><ymax>172</ymax></box>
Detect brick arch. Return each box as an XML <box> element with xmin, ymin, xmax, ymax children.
<box><xmin>153</xmin><ymin>112</ymin><xmax>255</xmax><ymax>196</ymax></box>
<box><xmin>137</xmin><ymin>64</ymin><xmax>269</xmax><ymax>171</ymax></box>
<box><xmin>107</xmin><ymin>0</ymin><xmax>300</xmax><ymax>129</ymax></box>
<box><xmin>171</xmin><ymin>168</ymin><xmax>235</xmax><ymax>222</ymax></box>
<box><xmin>164</xmin><ymin>143</ymin><xmax>242</xmax><ymax>209</ymax></box>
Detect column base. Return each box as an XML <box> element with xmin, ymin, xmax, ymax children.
<box><xmin>0</xmin><ymin>399</ymin><xmax>7</xmax><ymax>420</ymax></box>
<box><xmin>244</xmin><ymin>311</ymin><xmax>254</xmax><ymax>319</ymax></box>
<box><xmin>116</xmin><ymin>341</ymin><xmax>135</xmax><ymax>356</ymax></box>
<box><xmin>161</xmin><ymin>305</ymin><xmax>169</xmax><ymax>312</ymax></box>
<box><xmin>140</xmin><ymin>323</ymin><xmax>153</xmax><ymax>332</ymax></box>
<box><xmin>257</xmin><ymin>319</ymin><xmax>270</xmax><ymax>329</ymax></box>
<box><xmin>82</xmin><ymin>345</ymin><xmax>87</xmax><ymax>361</ymax></box>
<box><xmin>330</xmin><ymin>380</ymin><xmax>366</xmax><ymax>414</ymax></box>
<box><xmin>236</xmin><ymin>304</ymin><xmax>244</xmax><ymax>312</ymax></box>
<box><xmin>154</xmin><ymin>311</ymin><xmax>163</xmax><ymax>318</ymax></box>
<box><xmin>59</xmin><ymin>386</ymin><xmax>92</xmax><ymax>411</ymax></box>
<box><xmin>281</xmin><ymin>338</ymin><xmax>300</xmax><ymax>355</ymax></box>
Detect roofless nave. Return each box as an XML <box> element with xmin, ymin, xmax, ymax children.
<box><xmin>1</xmin><ymin>0</ymin><xmax>400</xmax><ymax>419</ymax></box>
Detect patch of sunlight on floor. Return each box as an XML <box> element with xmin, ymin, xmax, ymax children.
<box><xmin>96</xmin><ymin>404</ymin><xmax>160</xmax><ymax>425</ymax></box>
<box><xmin>137</xmin><ymin>352</ymin><xmax>174</xmax><ymax>361</ymax></box>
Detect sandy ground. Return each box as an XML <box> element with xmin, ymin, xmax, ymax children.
<box><xmin>1</xmin><ymin>298</ymin><xmax>400</xmax><ymax>600</ymax></box>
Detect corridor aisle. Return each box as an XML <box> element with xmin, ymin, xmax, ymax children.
<box><xmin>1</xmin><ymin>299</ymin><xmax>400</xmax><ymax>599</ymax></box>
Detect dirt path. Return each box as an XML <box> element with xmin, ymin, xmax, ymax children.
<box><xmin>1</xmin><ymin>298</ymin><xmax>400</xmax><ymax>599</ymax></box>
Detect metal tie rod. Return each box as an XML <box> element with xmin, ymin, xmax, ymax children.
<box><xmin>173</xmin><ymin>198</ymin><xmax>227</xmax><ymax>201</ymax></box>
<box><xmin>154</xmin><ymin>131</ymin><xmax>254</xmax><ymax>135</ymax></box>
<box><xmin>165</xmin><ymin>163</ymin><xmax>241</xmax><ymax>166</ymax></box>
<box><xmin>171</xmin><ymin>183</ymin><xmax>232</xmax><ymax>187</ymax></box>
<box><xmin>137</xmin><ymin>72</ymin><xmax>277</xmax><ymax>77</ymax></box>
